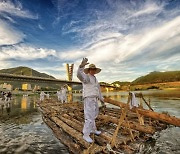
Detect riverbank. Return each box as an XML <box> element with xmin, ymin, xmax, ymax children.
<box><xmin>130</xmin><ymin>81</ymin><xmax>180</xmax><ymax>91</ymax></box>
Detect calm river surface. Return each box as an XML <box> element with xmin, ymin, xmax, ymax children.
<box><xmin>0</xmin><ymin>89</ymin><xmax>180</xmax><ymax>154</ymax></box>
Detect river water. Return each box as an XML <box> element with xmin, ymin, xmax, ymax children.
<box><xmin>0</xmin><ymin>89</ymin><xmax>180</xmax><ymax>154</ymax></box>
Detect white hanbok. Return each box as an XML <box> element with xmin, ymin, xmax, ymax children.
<box><xmin>77</xmin><ymin>67</ymin><xmax>104</xmax><ymax>136</ymax></box>
<box><xmin>57</xmin><ymin>91</ymin><xmax>62</xmax><ymax>101</ymax></box>
<box><xmin>40</xmin><ymin>91</ymin><xmax>45</xmax><ymax>101</ymax></box>
<box><xmin>61</xmin><ymin>87</ymin><xmax>67</xmax><ymax>103</ymax></box>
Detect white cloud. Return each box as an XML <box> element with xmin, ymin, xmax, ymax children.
<box><xmin>0</xmin><ymin>44</ymin><xmax>57</xmax><ymax>60</ymax></box>
<box><xmin>58</xmin><ymin>50</ymin><xmax>87</xmax><ymax>60</ymax></box>
<box><xmin>0</xmin><ymin>60</ymin><xmax>12</xmax><ymax>70</ymax></box>
<box><xmin>0</xmin><ymin>0</ymin><xmax>38</xmax><ymax>19</ymax></box>
<box><xmin>0</xmin><ymin>0</ymin><xmax>39</xmax><ymax>46</ymax></box>
<box><xmin>61</xmin><ymin>16</ymin><xmax>180</xmax><ymax>65</ymax></box>
<box><xmin>62</xmin><ymin>1</ymin><xmax>168</xmax><ymax>47</ymax></box>
<box><xmin>0</xmin><ymin>19</ymin><xmax>25</xmax><ymax>45</ymax></box>
<box><xmin>38</xmin><ymin>24</ymin><xmax>44</xmax><ymax>30</ymax></box>
<box><xmin>61</xmin><ymin>15</ymin><xmax>180</xmax><ymax>82</ymax></box>
<box><xmin>0</xmin><ymin>0</ymin><xmax>179</xmax><ymax>82</ymax></box>
<box><xmin>132</xmin><ymin>2</ymin><xmax>164</xmax><ymax>17</ymax></box>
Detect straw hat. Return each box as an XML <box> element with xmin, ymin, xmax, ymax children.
<box><xmin>84</xmin><ymin>64</ymin><xmax>101</xmax><ymax>74</ymax></box>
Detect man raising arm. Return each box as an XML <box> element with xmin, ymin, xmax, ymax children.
<box><xmin>77</xmin><ymin>58</ymin><xmax>104</xmax><ymax>143</ymax></box>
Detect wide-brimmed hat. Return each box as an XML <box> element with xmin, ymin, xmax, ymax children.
<box><xmin>84</xmin><ymin>64</ymin><xmax>101</xmax><ymax>74</ymax></box>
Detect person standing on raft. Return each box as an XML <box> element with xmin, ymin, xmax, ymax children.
<box><xmin>77</xmin><ymin>58</ymin><xmax>105</xmax><ymax>143</ymax></box>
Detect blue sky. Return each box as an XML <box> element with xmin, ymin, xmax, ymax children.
<box><xmin>0</xmin><ymin>0</ymin><xmax>180</xmax><ymax>82</ymax></box>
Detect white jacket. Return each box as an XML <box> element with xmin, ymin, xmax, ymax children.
<box><xmin>77</xmin><ymin>66</ymin><xmax>103</xmax><ymax>100</ymax></box>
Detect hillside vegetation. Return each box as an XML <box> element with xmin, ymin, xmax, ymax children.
<box><xmin>0</xmin><ymin>66</ymin><xmax>60</xmax><ymax>90</ymax></box>
<box><xmin>0</xmin><ymin>66</ymin><xmax>55</xmax><ymax>79</ymax></box>
<box><xmin>131</xmin><ymin>71</ymin><xmax>180</xmax><ymax>85</ymax></box>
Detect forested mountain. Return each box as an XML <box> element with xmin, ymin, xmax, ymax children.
<box><xmin>131</xmin><ymin>71</ymin><xmax>180</xmax><ymax>85</ymax></box>
<box><xmin>0</xmin><ymin>66</ymin><xmax>55</xmax><ymax>79</ymax></box>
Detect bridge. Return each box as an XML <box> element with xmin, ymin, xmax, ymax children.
<box><xmin>0</xmin><ymin>73</ymin><xmax>80</xmax><ymax>85</ymax></box>
<box><xmin>0</xmin><ymin>73</ymin><xmax>117</xmax><ymax>91</ymax></box>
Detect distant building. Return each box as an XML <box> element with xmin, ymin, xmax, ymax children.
<box><xmin>115</xmin><ymin>83</ymin><xmax>120</xmax><ymax>88</ymax></box>
<box><xmin>0</xmin><ymin>83</ymin><xmax>13</xmax><ymax>91</ymax></box>
<box><xmin>22</xmin><ymin>83</ymin><xmax>32</xmax><ymax>91</ymax></box>
<box><xmin>33</xmin><ymin>85</ymin><xmax>41</xmax><ymax>91</ymax></box>
<box><xmin>6</xmin><ymin>84</ymin><xmax>13</xmax><ymax>91</ymax></box>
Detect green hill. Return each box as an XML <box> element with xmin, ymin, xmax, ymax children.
<box><xmin>0</xmin><ymin>66</ymin><xmax>55</xmax><ymax>79</ymax></box>
<box><xmin>131</xmin><ymin>71</ymin><xmax>180</xmax><ymax>85</ymax></box>
<box><xmin>0</xmin><ymin>66</ymin><xmax>61</xmax><ymax>90</ymax></box>
<box><xmin>112</xmin><ymin>81</ymin><xmax>131</xmax><ymax>86</ymax></box>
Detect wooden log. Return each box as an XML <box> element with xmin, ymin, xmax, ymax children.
<box><xmin>98</xmin><ymin>114</ymin><xmax>155</xmax><ymax>134</ymax></box>
<box><xmin>62</xmin><ymin>114</ymin><xmax>83</xmax><ymax>126</ymax></box>
<box><xmin>141</xmin><ymin>95</ymin><xmax>154</xmax><ymax>111</ymax></box>
<box><xmin>104</xmin><ymin>97</ymin><xmax>180</xmax><ymax>127</ymax></box>
<box><xmin>42</xmin><ymin>116</ymin><xmax>83</xmax><ymax>154</ymax></box>
<box><xmin>57</xmin><ymin>114</ymin><xmax>113</xmax><ymax>146</ymax></box>
<box><xmin>50</xmin><ymin>116</ymin><xmax>104</xmax><ymax>153</ymax></box>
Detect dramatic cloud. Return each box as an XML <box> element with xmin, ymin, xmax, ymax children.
<box><xmin>0</xmin><ymin>0</ymin><xmax>179</xmax><ymax>82</ymax></box>
<box><xmin>0</xmin><ymin>19</ymin><xmax>25</xmax><ymax>45</ymax></box>
<box><xmin>61</xmin><ymin>15</ymin><xmax>180</xmax><ymax>81</ymax></box>
<box><xmin>0</xmin><ymin>0</ymin><xmax>38</xmax><ymax>19</ymax></box>
<box><xmin>58</xmin><ymin>50</ymin><xmax>87</xmax><ymax>60</ymax></box>
<box><xmin>0</xmin><ymin>1</ymin><xmax>38</xmax><ymax>46</ymax></box>
<box><xmin>132</xmin><ymin>1</ymin><xmax>164</xmax><ymax>17</ymax></box>
<box><xmin>0</xmin><ymin>44</ymin><xmax>57</xmax><ymax>60</ymax></box>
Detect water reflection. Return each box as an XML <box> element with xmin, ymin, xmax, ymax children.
<box><xmin>6</xmin><ymin>102</ymin><xmax>11</xmax><ymax>115</ymax></box>
<box><xmin>100</xmin><ymin>90</ymin><xmax>180</xmax><ymax>154</ymax></box>
<box><xmin>0</xmin><ymin>90</ymin><xmax>180</xmax><ymax>154</ymax></box>
<box><xmin>0</xmin><ymin>95</ymin><xmax>69</xmax><ymax>154</ymax></box>
<box><xmin>101</xmin><ymin>90</ymin><xmax>180</xmax><ymax>118</ymax></box>
<box><xmin>21</xmin><ymin>97</ymin><xmax>27</xmax><ymax>110</ymax></box>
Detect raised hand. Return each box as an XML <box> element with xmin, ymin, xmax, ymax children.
<box><xmin>80</xmin><ymin>58</ymin><xmax>89</xmax><ymax>68</ymax></box>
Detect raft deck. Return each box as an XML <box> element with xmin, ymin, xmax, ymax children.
<box><xmin>37</xmin><ymin>93</ymin><xmax>180</xmax><ymax>154</ymax></box>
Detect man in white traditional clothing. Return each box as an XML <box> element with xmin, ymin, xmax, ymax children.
<box><xmin>57</xmin><ymin>90</ymin><xmax>61</xmax><ymax>101</ymax></box>
<box><xmin>77</xmin><ymin>58</ymin><xmax>105</xmax><ymax>143</ymax></box>
<box><xmin>40</xmin><ymin>91</ymin><xmax>45</xmax><ymax>102</ymax></box>
<box><xmin>61</xmin><ymin>85</ymin><xmax>68</xmax><ymax>103</ymax></box>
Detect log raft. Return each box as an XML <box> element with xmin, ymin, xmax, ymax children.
<box><xmin>37</xmin><ymin>93</ymin><xmax>180</xmax><ymax>154</ymax></box>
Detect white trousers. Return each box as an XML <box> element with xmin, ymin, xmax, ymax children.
<box><xmin>83</xmin><ymin>97</ymin><xmax>99</xmax><ymax>136</ymax></box>
<box><xmin>57</xmin><ymin>95</ymin><xmax>61</xmax><ymax>101</ymax></box>
<box><xmin>40</xmin><ymin>96</ymin><xmax>44</xmax><ymax>101</ymax></box>
<box><xmin>61</xmin><ymin>95</ymin><xmax>67</xmax><ymax>103</ymax></box>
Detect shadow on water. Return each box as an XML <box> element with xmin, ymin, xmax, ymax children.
<box><xmin>0</xmin><ymin>96</ymin><xmax>69</xmax><ymax>154</ymax></box>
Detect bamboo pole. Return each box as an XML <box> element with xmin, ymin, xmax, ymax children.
<box><xmin>104</xmin><ymin>97</ymin><xmax>180</xmax><ymax>127</ymax></box>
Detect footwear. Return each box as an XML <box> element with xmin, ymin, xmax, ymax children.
<box><xmin>92</xmin><ymin>130</ymin><xmax>101</xmax><ymax>135</ymax></box>
<box><xmin>83</xmin><ymin>135</ymin><xmax>93</xmax><ymax>143</ymax></box>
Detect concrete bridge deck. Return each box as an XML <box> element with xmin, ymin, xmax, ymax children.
<box><xmin>0</xmin><ymin>73</ymin><xmax>117</xmax><ymax>89</ymax></box>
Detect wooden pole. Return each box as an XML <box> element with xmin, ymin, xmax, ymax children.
<box><xmin>104</xmin><ymin>97</ymin><xmax>180</xmax><ymax>127</ymax></box>
<box><xmin>98</xmin><ymin>114</ymin><xmax>155</xmax><ymax>134</ymax></box>
<box><xmin>43</xmin><ymin>117</ymin><xmax>83</xmax><ymax>153</ymax></box>
<box><xmin>50</xmin><ymin>116</ymin><xmax>105</xmax><ymax>153</ymax></box>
